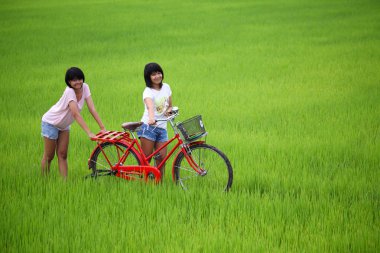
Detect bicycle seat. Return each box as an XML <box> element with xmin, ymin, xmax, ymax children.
<box><xmin>121</xmin><ymin>122</ymin><xmax>143</xmax><ymax>131</ymax></box>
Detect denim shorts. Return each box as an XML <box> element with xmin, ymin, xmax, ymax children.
<box><xmin>41</xmin><ymin>121</ymin><xmax>69</xmax><ymax>140</ymax></box>
<box><xmin>137</xmin><ymin>123</ymin><xmax>168</xmax><ymax>142</ymax></box>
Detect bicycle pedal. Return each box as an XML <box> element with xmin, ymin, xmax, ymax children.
<box><xmin>84</xmin><ymin>174</ymin><xmax>94</xmax><ymax>179</ymax></box>
<box><xmin>147</xmin><ymin>172</ymin><xmax>156</xmax><ymax>180</ymax></box>
<box><xmin>200</xmin><ymin>170</ymin><xmax>208</xmax><ymax>176</ymax></box>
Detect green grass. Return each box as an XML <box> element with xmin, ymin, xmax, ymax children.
<box><xmin>1</xmin><ymin>0</ymin><xmax>379</xmax><ymax>252</ymax></box>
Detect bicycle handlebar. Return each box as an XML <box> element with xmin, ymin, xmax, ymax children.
<box><xmin>121</xmin><ymin>107</ymin><xmax>179</xmax><ymax>132</ymax></box>
<box><xmin>156</xmin><ymin>106</ymin><xmax>179</xmax><ymax>122</ymax></box>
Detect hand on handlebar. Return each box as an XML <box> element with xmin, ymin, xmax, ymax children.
<box><xmin>164</xmin><ymin>108</ymin><xmax>173</xmax><ymax>117</ymax></box>
<box><xmin>147</xmin><ymin>118</ymin><xmax>156</xmax><ymax>125</ymax></box>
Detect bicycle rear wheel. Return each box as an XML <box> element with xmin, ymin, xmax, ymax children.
<box><xmin>89</xmin><ymin>142</ymin><xmax>141</xmax><ymax>178</ymax></box>
<box><xmin>173</xmin><ymin>143</ymin><xmax>233</xmax><ymax>191</ymax></box>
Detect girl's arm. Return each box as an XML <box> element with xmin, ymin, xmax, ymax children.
<box><xmin>68</xmin><ymin>101</ymin><xmax>95</xmax><ymax>138</ymax></box>
<box><xmin>85</xmin><ymin>96</ymin><xmax>106</xmax><ymax>132</ymax></box>
<box><xmin>165</xmin><ymin>96</ymin><xmax>173</xmax><ymax>116</ymax></box>
<box><xmin>144</xmin><ymin>98</ymin><xmax>156</xmax><ymax>125</ymax></box>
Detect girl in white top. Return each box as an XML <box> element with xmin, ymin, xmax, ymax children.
<box><xmin>137</xmin><ymin>63</ymin><xmax>172</xmax><ymax>177</ymax></box>
<box><xmin>41</xmin><ymin>67</ymin><xmax>105</xmax><ymax>178</ymax></box>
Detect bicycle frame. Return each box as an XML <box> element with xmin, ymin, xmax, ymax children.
<box><xmin>89</xmin><ymin>118</ymin><xmax>206</xmax><ymax>182</ymax></box>
<box><xmin>130</xmin><ymin>130</ymin><xmax>206</xmax><ymax>174</ymax></box>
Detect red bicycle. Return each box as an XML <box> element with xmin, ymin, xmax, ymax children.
<box><xmin>87</xmin><ymin>107</ymin><xmax>233</xmax><ymax>191</ymax></box>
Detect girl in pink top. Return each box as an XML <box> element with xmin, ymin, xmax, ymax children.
<box><xmin>41</xmin><ymin>67</ymin><xmax>105</xmax><ymax>178</ymax></box>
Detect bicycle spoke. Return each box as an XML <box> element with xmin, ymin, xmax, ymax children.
<box><xmin>89</xmin><ymin>159</ymin><xmax>111</xmax><ymax>170</ymax></box>
<box><xmin>95</xmin><ymin>171</ymin><xmax>113</xmax><ymax>176</ymax></box>
<box><xmin>178</xmin><ymin>174</ymin><xmax>199</xmax><ymax>181</ymax></box>
<box><xmin>176</xmin><ymin>165</ymin><xmax>199</xmax><ymax>174</ymax></box>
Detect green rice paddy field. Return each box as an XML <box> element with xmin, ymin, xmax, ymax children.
<box><xmin>1</xmin><ymin>0</ymin><xmax>379</xmax><ymax>252</ymax></box>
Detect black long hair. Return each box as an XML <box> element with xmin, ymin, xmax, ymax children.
<box><xmin>65</xmin><ymin>67</ymin><xmax>85</xmax><ymax>88</ymax></box>
<box><xmin>144</xmin><ymin>62</ymin><xmax>164</xmax><ymax>88</ymax></box>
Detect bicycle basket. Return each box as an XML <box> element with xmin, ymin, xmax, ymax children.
<box><xmin>177</xmin><ymin>115</ymin><xmax>207</xmax><ymax>142</ymax></box>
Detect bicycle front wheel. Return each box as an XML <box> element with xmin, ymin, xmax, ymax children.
<box><xmin>89</xmin><ymin>142</ymin><xmax>141</xmax><ymax>178</ymax></box>
<box><xmin>173</xmin><ymin>143</ymin><xmax>233</xmax><ymax>192</ymax></box>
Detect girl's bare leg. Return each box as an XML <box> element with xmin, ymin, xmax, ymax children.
<box><xmin>42</xmin><ymin>137</ymin><xmax>56</xmax><ymax>176</ymax></box>
<box><xmin>56</xmin><ymin>130</ymin><xmax>70</xmax><ymax>179</ymax></box>
<box><xmin>155</xmin><ymin>142</ymin><xmax>167</xmax><ymax>177</ymax></box>
<box><xmin>140</xmin><ymin>138</ymin><xmax>167</xmax><ymax>180</ymax></box>
<box><xmin>140</xmin><ymin>137</ymin><xmax>155</xmax><ymax>163</ymax></box>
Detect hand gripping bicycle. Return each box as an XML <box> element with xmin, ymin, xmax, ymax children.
<box><xmin>87</xmin><ymin>107</ymin><xmax>233</xmax><ymax>191</ymax></box>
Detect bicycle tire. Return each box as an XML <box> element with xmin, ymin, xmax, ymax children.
<box><xmin>89</xmin><ymin>142</ymin><xmax>142</xmax><ymax>179</ymax></box>
<box><xmin>173</xmin><ymin>143</ymin><xmax>233</xmax><ymax>191</ymax></box>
